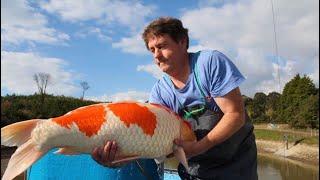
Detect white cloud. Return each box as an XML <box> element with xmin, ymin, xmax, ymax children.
<box><xmin>87</xmin><ymin>91</ymin><xmax>149</xmax><ymax>103</ymax></box>
<box><xmin>181</xmin><ymin>0</ymin><xmax>319</xmax><ymax>96</ymax></box>
<box><xmin>1</xmin><ymin>51</ymin><xmax>79</xmax><ymax>95</ymax></box>
<box><xmin>233</xmin><ymin>48</ymin><xmax>275</xmax><ymax>95</ymax></box>
<box><xmin>198</xmin><ymin>0</ymin><xmax>240</xmax><ymax>7</ymax></box>
<box><xmin>39</xmin><ymin>0</ymin><xmax>155</xmax><ymax>32</ymax></box>
<box><xmin>39</xmin><ymin>0</ymin><xmax>106</xmax><ymax>22</ymax></box>
<box><xmin>38</xmin><ymin>0</ymin><xmax>155</xmax><ymax>55</ymax></box>
<box><xmin>137</xmin><ymin>64</ymin><xmax>164</xmax><ymax>79</ymax></box>
<box><xmin>188</xmin><ymin>45</ymin><xmax>211</xmax><ymax>53</ymax></box>
<box><xmin>112</xmin><ymin>34</ymin><xmax>148</xmax><ymax>55</ymax></box>
<box><xmin>75</xmin><ymin>27</ymin><xmax>111</xmax><ymax>41</ymax></box>
<box><xmin>1</xmin><ymin>0</ymin><xmax>69</xmax><ymax>45</ymax></box>
<box><xmin>309</xmin><ymin>54</ymin><xmax>319</xmax><ymax>87</ymax></box>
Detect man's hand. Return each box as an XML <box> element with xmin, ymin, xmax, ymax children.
<box><xmin>91</xmin><ymin>141</ymin><xmax>130</xmax><ymax>168</ymax></box>
<box><xmin>174</xmin><ymin>139</ymin><xmax>203</xmax><ymax>159</ymax></box>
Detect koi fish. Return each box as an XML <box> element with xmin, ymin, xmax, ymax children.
<box><xmin>1</xmin><ymin>101</ymin><xmax>196</xmax><ymax>180</ymax></box>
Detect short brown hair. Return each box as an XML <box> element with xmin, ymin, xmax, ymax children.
<box><xmin>142</xmin><ymin>17</ymin><xmax>189</xmax><ymax>50</ymax></box>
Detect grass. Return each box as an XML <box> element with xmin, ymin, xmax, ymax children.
<box><xmin>254</xmin><ymin>129</ymin><xmax>319</xmax><ymax>145</ymax></box>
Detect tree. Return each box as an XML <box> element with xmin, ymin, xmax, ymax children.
<box><xmin>278</xmin><ymin>74</ymin><xmax>318</xmax><ymax>128</ymax></box>
<box><xmin>293</xmin><ymin>93</ymin><xmax>319</xmax><ymax>129</ymax></box>
<box><xmin>251</xmin><ymin>92</ymin><xmax>268</xmax><ymax>123</ymax></box>
<box><xmin>33</xmin><ymin>72</ymin><xmax>51</xmax><ymax>103</ymax></box>
<box><xmin>243</xmin><ymin>95</ymin><xmax>254</xmax><ymax>119</ymax></box>
<box><xmin>80</xmin><ymin>81</ymin><xmax>90</xmax><ymax>100</ymax></box>
<box><xmin>265</xmin><ymin>92</ymin><xmax>281</xmax><ymax>123</ymax></box>
<box><xmin>33</xmin><ymin>73</ymin><xmax>51</xmax><ymax>95</ymax></box>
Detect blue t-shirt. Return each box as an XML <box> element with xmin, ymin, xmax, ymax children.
<box><xmin>149</xmin><ymin>50</ymin><xmax>245</xmax><ymax>114</ymax></box>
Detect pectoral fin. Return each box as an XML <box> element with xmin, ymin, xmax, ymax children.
<box><xmin>154</xmin><ymin>156</ymin><xmax>166</xmax><ymax>164</ymax></box>
<box><xmin>112</xmin><ymin>155</ymin><xmax>141</xmax><ymax>164</ymax></box>
<box><xmin>173</xmin><ymin>145</ymin><xmax>189</xmax><ymax>170</ymax></box>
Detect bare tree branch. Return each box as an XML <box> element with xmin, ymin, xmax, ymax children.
<box><xmin>33</xmin><ymin>72</ymin><xmax>51</xmax><ymax>95</ymax></box>
<box><xmin>80</xmin><ymin>81</ymin><xmax>90</xmax><ymax>100</ymax></box>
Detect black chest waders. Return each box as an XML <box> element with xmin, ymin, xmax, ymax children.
<box><xmin>165</xmin><ymin>62</ymin><xmax>258</xmax><ymax>180</ymax></box>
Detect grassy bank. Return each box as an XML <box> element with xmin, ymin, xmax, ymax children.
<box><xmin>254</xmin><ymin>129</ymin><xmax>319</xmax><ymax>145</ymax></box>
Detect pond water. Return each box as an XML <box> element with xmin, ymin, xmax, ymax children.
<box><xmin>164</xmin><ymin>154</ymin><xmax>319</xmax><ymax>180</ymax></box>
<box><xmin>257</xmin><ymin>154</ymin><xmax>319</xmax><ymax>180</ymax></box>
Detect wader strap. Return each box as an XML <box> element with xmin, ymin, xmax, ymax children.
<box><xmin>163</xmin><ymin>59</ymin><xmax>211</xmax><ymax>116</ymax></box>
<box><xmin>194</xmin><ymin>62</ymin><xmax>209</xmax><ymax>103</ymax></box>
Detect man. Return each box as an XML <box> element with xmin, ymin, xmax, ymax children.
<box><xmin>93</xmin><ymin>17</ymin><xmax>258</xmax><ymax>180</ymax></box>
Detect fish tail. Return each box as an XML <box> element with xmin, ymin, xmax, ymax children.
<box><xmin>1</xmin><ymin>119</ymin><xmax>46</xmax><ymax>180</ymax></box>
<box><xmin>2</xmin><ymin>139</ymin><xmax>46</xmax><ymax>180</ymax></box>
<box><xmin>1</xmin><ymin>119</ymin><xmax>42</xmax><ymax>147</ymax></box>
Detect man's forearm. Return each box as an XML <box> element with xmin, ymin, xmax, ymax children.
<box><xmin>198</xmin><ymin>112</ymin><xmax>245</xmax><ymax>153</ymax></box>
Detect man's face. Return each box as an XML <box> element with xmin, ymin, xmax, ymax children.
<box><xmin>147</xmin><ymin>34</ymin><xmax>187</xmax><ymax>74</ymax></box>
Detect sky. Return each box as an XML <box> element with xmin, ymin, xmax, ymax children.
<box><xmin>1</xmin><ymin>0</ymin><xmax>319</xmax><ymax>102</ymax></box>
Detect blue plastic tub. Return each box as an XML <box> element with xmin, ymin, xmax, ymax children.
<box><xmin>164</xmin><ymin>169</ymin><xmax>180</xmax><ymax>180</ymax></box>
<box><xmin>27</xmin><ymin>149</ymin><xmax>162</xmax><ymax>180</ymax></box>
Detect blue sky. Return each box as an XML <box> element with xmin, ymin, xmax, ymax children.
<box><xmin>1</xmin><ymin>0</ymin><xmax>319</xmax><ymax>102</ymax></box>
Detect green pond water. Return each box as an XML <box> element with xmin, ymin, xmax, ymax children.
<box><xmin>164</xmin><ymin>154</ymin><xmax>319</xmax><ymax>180</ymax></box>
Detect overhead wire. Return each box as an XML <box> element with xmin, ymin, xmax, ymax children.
<box><xmin>270</xmin><ymin>0</ymin><xmax>282</xmax><ymax>93</ymax></box>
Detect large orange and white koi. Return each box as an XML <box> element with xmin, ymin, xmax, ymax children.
<box><xmin>1</xmin><ymin>101</ymin><xmax>196</xmax><ymax>180</ymax></box>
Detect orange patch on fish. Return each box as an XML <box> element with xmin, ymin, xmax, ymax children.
<box><xmin>108</xmin><ymin>103</ymin><xmax>156</xmax><ymax>136</ymax></box>
<box><xmin>52</xmin><ymin>104</ymin><xmax>106</xmax><ymax>137</ymax></box>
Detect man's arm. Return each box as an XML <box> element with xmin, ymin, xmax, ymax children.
<box><xmin>175</xmin><ymin>87</ymin><xmax>246</xmax><ymax>158</ymax></box>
